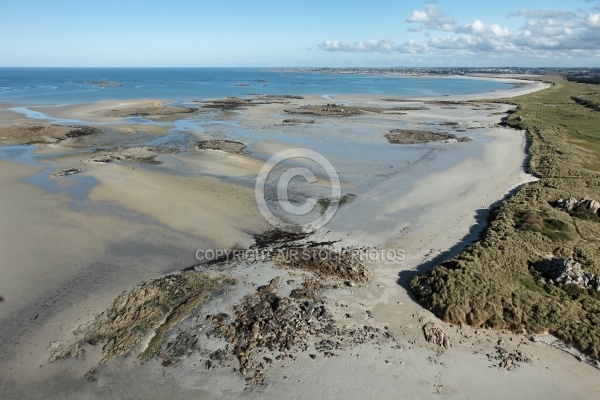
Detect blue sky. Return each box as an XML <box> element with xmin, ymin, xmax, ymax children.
<box><xmin>1</xmin><ymin>0</ymin><xmax>599</xmax><ymax>67</ymax></box>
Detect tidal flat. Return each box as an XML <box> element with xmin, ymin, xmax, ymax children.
<box><xmin>2</xmin><ymin>78</ymin><xmax>599</xmax><ymax>400</ymax></box>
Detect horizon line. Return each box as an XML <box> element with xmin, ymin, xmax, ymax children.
<box><xmin>0</xmin><ymin>66</ymin><xmax>597</xmax><ymax>69</ymax></box>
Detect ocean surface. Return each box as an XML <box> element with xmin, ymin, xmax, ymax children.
<box><xmin>0</xmin><ymin>68</ymin><xmax>512</xmax><ymax>104</ymax></box>
<box><xmin>0</xmin><ymin>67</ymin><xmax>514</xmax><ymax>215</ymax></box>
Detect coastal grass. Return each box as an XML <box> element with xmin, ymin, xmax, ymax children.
<box><xmin>411</xmin><ymin>76</ymin><xmax>600</xmax><ymax>359</ymax></box>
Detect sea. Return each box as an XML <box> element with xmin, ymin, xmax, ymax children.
<box><xmin>0</xmin><ymin>67</ymin><xmax>515</xmax><ymax>214</ymax></box>
<box><xmin>0</xmin><ymin>68</ymin><xmax>512</xmax><ymax>104</ymax></box>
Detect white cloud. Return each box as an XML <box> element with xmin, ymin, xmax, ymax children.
<box><xmin>406</xmin><ymin>3</ymin><xmax>455</xmax><ymax>31</ymax></box>
<box><xmin>319</xmin><ymin>3</ymin><xmax>600</xmax><ymax>60</ymax></box>
<box><xmin>318</xmin><ymin>38</ymin><xmax>434</xmax><ymax>54</ymax></box>
<box><xmin>588</xmin><ymin>14</ymin><xmax>600</xmax><ymax>28</ymax></box>
<box><xmin>508</xmin><ymin>9</ymin><xmax>575</xmax><ymax>19</ymax></box>
<box><xmin>319</xmin><ymin>39</ymin><xmax>398</xmax><ymax>53</ymax></box>
<box><xmin>458</xmin><ymin>20</ymin><xmax>511</xmax><ymax>37</ymax></box>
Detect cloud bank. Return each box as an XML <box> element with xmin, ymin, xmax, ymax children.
<box><xmin>319</xmin><ymin>3</ymin><xmax>600</xmax><ymax>60</ymax></box>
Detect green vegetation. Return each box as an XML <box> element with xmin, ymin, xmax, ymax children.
<box><xmin>515</xmin><ymin>210</ymin><xmax>573</xmax><ymax>242</ymax></box>
<box><xmin>411</xmin><ymin>77</ymin><xmax>600</xmax><ymax>358</ymax></box>
<box><xmin>571</xmin><ymin>95</ymin><xmax>600</xmax><ymax>112</ymax></box>
<box><xmin>566</xmin><ymin>74</ymin><xmax>600</xmax><ymax>85</ymax></box>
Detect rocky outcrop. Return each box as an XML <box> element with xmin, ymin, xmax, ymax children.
<box><xmin>282</xmin><ymin>118</ymin><xmax>314</xmax><ymax>124</ymax></box>
<box><xmin>554</xmin><ymin>196</ymin><xmax>600</xmax><ymax>216</ymax></box>
<box><xmin>534</xmin><ymin>258</ymin><xmax>600</xmax><ymax>291</ymax></box>
<box><xmin>207</xmin><ymin>276</ymin><xmax>332</xmax><ymax>383</ymax></box>
<box><xmin>196</xmin><ymin>140</ymin><xmax>246</xmax><ymax>154</ymax></box>
<box><xmin>85</xmin><ymin>147</ymin><xmax>160</xmax><ymax>163</ymax></box>
<box><xmin>422</xmin><ymin>322</ymin><xmax>451</xmax><ymax>349</ymax></box>
<box><xmin>487</xmin><ymin>345</ymin><xmax>531</xmax><ymax>370</ymax></box>
<box><xmin>48</xmin><ymin>340</ymin><xmax>84</xmax><ymax>362</ymax></box>
<box><xmin>273</xmin><ymin>247</ymin><xmax>371</xmax><ymax>284</ymax></box>
<box><xmin>385</xmin><ymin>129</ymin><xmax>471</xmax><ymax>144</ymax></box>
<box><xmin>53</xmin><ymin>168</ymin><xmax>82</xmax><ymax>177</ymax></box>
<box><xmin>205</xmin><ymin>276</ymin><xmax>396</xmax><ymax>384</ymax></box>
<box><xmin>71</xmin><ymin>272</ymin><xmax>233</xmax><ymax>364</ymax></box>
<box><xmin>0</xmin><ymin>124</ymin><xmax>100</xmax><ymax>146</ymax></box>
<box><xmin>195</xmin><ymin>96</ymin><xmax>298</xmax><ymax>110</ymax></box>
<box><xmin>103</xmin><ymin>106</ymin><xmax>197</xmax><ymax>118</ymax></box>
<box><xmin>196</xmin><ymin>97</ymin><xmax>258</xmax><ymax>110</ymax></box>
<box><xmin>284</xmin><ymin>103</ymin><xmax>383</xmax><ymax>116</ymax></box>
<box><xmin>262</xmin><ymin>95</ymin><xmax>303</xmax><ymax>99</ymax></box>
<box><xmin>64</xmin><ymin>125</ymin><xmax>101</xmax><ymax>138</ymax></box>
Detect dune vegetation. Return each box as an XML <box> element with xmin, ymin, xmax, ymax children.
<box><xmin>411</xmin><ymin>76</ymin><xmax>600</xmax><ymax>358</ymax></box>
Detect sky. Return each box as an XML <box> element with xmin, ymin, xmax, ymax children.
<box><xmin>1</xmin><ymin>0</ymin><xmax>599</xmax><ymax>67</ymax></box>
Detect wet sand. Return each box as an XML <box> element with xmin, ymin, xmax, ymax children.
<box><xmin>1</xmin><ymin>77</ymin><xmax>598</xmax><ymax>399</ymax></box>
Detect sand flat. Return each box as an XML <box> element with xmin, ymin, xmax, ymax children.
<box><xmin>0</xmin><ymin>77</ymin><xmax>597</xmax><ymax>399</ymax></box>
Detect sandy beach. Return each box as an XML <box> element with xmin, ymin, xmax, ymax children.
<box><xmin>1</xmin><ymin>77</ymin><xmax>598</xmax><ymax>400</ymax></box>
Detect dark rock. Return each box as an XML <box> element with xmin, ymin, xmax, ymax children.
<box><xmin>196</xmin><ymin>140</ymin><xmax>246</xmax><ymax>154</ymax></box>
<box><xmin>385</xmin><ymin>129</ymin><xmax>471</xmax><ymax>144</ymax></box>
<box><xmin>53</xmin><ymin>168</ymin><xmax>83</xmax><ymax>177</ymax></box>
<box><xmin>273</xmin><ymin>247</ymin><xmax>371</xmax><ymax>284</ymax></box>
<box><xmin>487</xmin><ymin>346</ymin><xmax>531</xmax><ymax>370</ymax></box>
<box><xmin>64</xmin><ymin>125</ymin><xmax>100</xmax><ymax>138</ymax></box>
<box><xmin>533</xmin><ymin>258</ymin><xmax>600</xmax><ymax>291</ymax></box>
<box><xmin>422</xmin><ymin>322</ymin><xmax>451</xmax><ymax>349</ymax></box>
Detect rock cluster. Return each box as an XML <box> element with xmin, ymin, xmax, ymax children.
<box><xmin>487</xmin><ymin>345</ymin><xmax>531</xmax><ymax>370</ymax></box>
<box><xmin>103</xmin><ymin>106</ymin><xmax>197</xmax><ymax>118</ymax></box>
<box><xmin>196</xmin><ymin>139</ymin><xmax>246</xmax><ymax>154</ymax></box>
<box><xmin>205</xmin><ymin>276</ymin><xmax>396</xmax><ymax>384</ymax></box>
<box><xmin>385</xmin><ymin>129</ymin><xmax>471</xmax><ymax>145</ymax></box>
<box><xmin>422</xmin><ymin>322</ymin><xmax>451</xmax><ymax>349</ymax></box>
<box><xmin>48</xmin><ymin>340</ymin><xmax>84</xmax><ymax>362</ymax></box>
<box><xmin>85</xmin><ymin>147</ymin><xmax>160</xmax><ymax>163</ymax></box>
<box><xmin>273</xmin><ymin>247</ymin><xmax>371</xmax><ymax>284</ymax></box>
<box><xmin>64</xmin><ymin>125</ymin><xmax>101</xmax><ymax>138</ymax></box>
<box><xmin>206</xmin><ymin>276</ymin><xmax>335</xmax><ymax>383</ymax></box>
<box><xmin>197</xmin><ymin>97</ymin><xmax>289</xmax><ymax>110</ymax></box>
<box><xmin>285</xmin><ymin>103</ymin><xmax>383</xmax><ymax>116</ymax></box>
<box><xmin>0</xmin><ymin>124</ymin><xmax>100</xmax><ymax>146</ymax></box>
<box><xmin>53</xmin><ymin>168</ymin><xmax>82</xmax><ymax>177</ymax></box>
<box><xmin>262</xmin><ymin>95</ymin><xmax>303</xmax><ymax>99</ymax></box>
<box><xmin>68</xmin><ymin>272</ymin><xmax>231</xmax><ymax>364</ymax></box>
<box><xmin>282</xmin><ymin>118</ymin><xmax>314</xmax><ymax>124</ymax></box>
<box><xmin>534</xmin><ymin>258</ymin><xmax>600</xmax><ymax>291</ymax></box>
<box><xmin>555</xmin><ymin>196</ymin><xmax>600</xmax><ymax>216</ymax></box>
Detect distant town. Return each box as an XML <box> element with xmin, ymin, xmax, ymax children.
<box><xmin>281</xmin><ymin>67</ymin><xmax>600</xmax><ymax>84</ymax></box>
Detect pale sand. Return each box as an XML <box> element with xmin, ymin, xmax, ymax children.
<box><xmin>0</xmin><ymin>77</ymin><xmax>597</xmax><ymax>399</ymax></box>
<box><xmin>87</xmin><ymin>163</ymin><xmax>267</xmax><ymax>246</ymax></box>
<box><xmin>45</xmin><ymin>99</ymin><xmax>172</xmax><ymax>122</ymax></box>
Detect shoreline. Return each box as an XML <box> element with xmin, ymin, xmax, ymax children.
<box><xmin>410</xmin><ymin>76</ymin><xmax>600</xmax><ymax>370</ymax></box>
<box><xmin>0</xmin><ymin>77</ymin><xmax>551</xmax><ymax>127</ymax></box>
<box><xmin>0</xmin><ymin>73</ymin><xmax>549</xmax><ymax>109</ymax></box>
<box><xmin>1</xmin><ymin>78</ymin><xmax>597</xmax><ymax>399</ymax></box>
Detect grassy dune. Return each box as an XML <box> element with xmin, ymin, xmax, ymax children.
<box><xmin>411</xmin><ymin>77</ymin><xmax>600</xmax><ymax>358</ymax></box>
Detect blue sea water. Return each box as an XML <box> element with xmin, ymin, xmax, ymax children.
<box><xmin>0</xmin><ymin>68</ymin><xmax>512</xmax><ymax>104</ymax></box>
